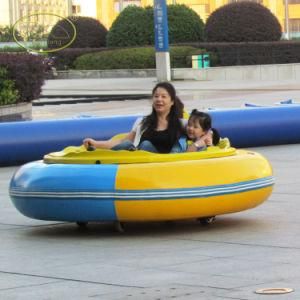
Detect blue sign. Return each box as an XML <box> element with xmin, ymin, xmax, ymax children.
<box><xmin>154</xmin><ymin>0</ymin><xmax>169</xmax><ymax>52</ymax></box>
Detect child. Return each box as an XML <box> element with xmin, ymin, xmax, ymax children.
<box><xmin>186</xmin><ymin>109</ymin><xmax>220</xmax><ymax>152</ymax></box>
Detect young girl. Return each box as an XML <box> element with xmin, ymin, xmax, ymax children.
<box><xmin>186</xmin><ymin>109</ymin><xmax>220</xmax><ymax>152</ymax></box>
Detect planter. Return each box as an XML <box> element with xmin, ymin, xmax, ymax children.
<box><xmin>0</xmin><ymin>102</ymin><xmax>32</xmax><ymax>122</ymax></box>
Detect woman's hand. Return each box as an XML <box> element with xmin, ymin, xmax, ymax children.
<box><xmin>83</xmin><ymin>138</ymin><xmax>96</xmax><ymax>149</ymax></box>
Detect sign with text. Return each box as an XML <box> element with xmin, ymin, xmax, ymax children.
<box><xmin>154</xmin><ymin>0</ymin><xmax>169</xmax><ymax>52</ymax></box>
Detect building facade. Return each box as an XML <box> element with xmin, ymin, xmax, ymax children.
<box><xmin>2</xmin><ymin>0</ymin><xmax>300</xmax><ymax>37</ymax></box>
<box><xmin>0</xmin><ymin>0</ymin><xmax>72</xmax><ymax>27</ymax></box>
<box><xmin>90</xmin><ymin>0</ymin><xmax>300</xmax><ymax>37</ymax></box>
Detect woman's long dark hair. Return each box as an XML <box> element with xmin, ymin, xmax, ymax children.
<box><xmin>141</xmin><ymin>82</ymin><xmax>185</xmax><ymax>145</ymax></box>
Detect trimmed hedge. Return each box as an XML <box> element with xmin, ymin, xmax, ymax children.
<box><xmin>48</xmin><ymin>16</ymin><xmax>107</xmax><ymax>49</ymax></box>
<box><xmin>0</xmin><ymin>53</ymin><xmax>45</xmax><ymax>103</ymax></box>
<box><xmin>205</xmin><ymin>2</ymin><xmax>282</xmax><ymax>42</ymax></box>
<box><xmin>73</xmin><ymin>46</ymin><xmax>208</xmax><ymax>70</ymax></box>
<box><xmin>107</xmin><ymin>4</ymin><xmax>204</xmax><ymax>47</ymax></box>
<box><xmin>52</xmin><ymin>48</ymin><xmax>106</xmax><ymax>70</ymax></box>
<box><xmin>107</xmin><ymin>6</ymin><xmax>153</xmax><ymax>47</ymax></box>
<box><xmin>167</xmin><ymin>4</ymin><xmax>204</xmax><ymax>44</ymax></box>
<box><xmin>182</xmin><ymin>41</ymin><xmax>300</xmax><ymax>66</ymax></box>
<box><xmin>0</xmin><ymin>46</ymin><xmax>27</xmax><ymax>53</ymax></box>
<box><xmin>74</xmin><ymin>47</ymin><xmax>156</xmax><ymax>70</ymax></box>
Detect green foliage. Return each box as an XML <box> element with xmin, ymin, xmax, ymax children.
<box><xmin>74</xmin><ymin>47</ymin><xmax>156</xmax><ymax>70</ymax></box>
<box><xmin>0</xmin><ymin>26</ymin><xmax>23</xmax><ymax>42</ymax></box>
<box><xmin>73</xmin><ymin>46</ymin><xmax>206</xmax><ymax>70</ymax></box>
<box><xmin>204</xmin><ymin>2</ymin><xmax>282</xmax><ymax>42</ymax></box>
<box><xmin>26</xmin><ymin>25</ymin><xmax>48</xmax><ymax>41</ymax></box>
<box><xmin>0</xmin><ymin>53</ymin><xmax>45</xmax><ymax>103</ymax></box>
<box><xmin>48</xmin><ymin>16</ymin><xmax>107</xmax><ymax>49</ymax></box>
<box><xmin>0</xmin><ymin>46</ymin><xmax>26</xmax><ymax>53</ymax></box>
<box><xmin>107</xmin><ymin>6</ymin><xmax>153</xmax><ymax>47</ymax></box>
<box><xmin>107</xmin><ymin>4</ymin><xmax>204</xmax><ymax>47</ymax></box>
<box><xmin>0</xmin><ymin>67</ymin><xmax>19</xmax><ymax>106</ymax></box>
<box><xmin>167</xmin><ymin>5</ymin><xmax>204</xmax><ymax>44</ymax></box>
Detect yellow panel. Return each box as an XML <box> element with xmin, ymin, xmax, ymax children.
<box><xmin>115</xmin><ymin>150</ymin><xmax>272</xmax><ymax>190</ymax></box>
<box><xmin>115</xmin><ymin>187</ymin><xmax>273</xmax><ymax>221</ymax></box>
<box><xmin>44</xmin><ymin>144</ymin><xmax>236</xmax><ymax>165</ymax></box>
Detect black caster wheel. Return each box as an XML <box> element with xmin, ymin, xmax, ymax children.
<box><xmin>198</xmin><ymin>216</ymin><xmax>216</xmax><ymax>226</ymax></box>
<box><xmin>76</xmin><ymin>222</ymin><xmax>88</xmax><ymax>228</ymax></box>
<box><xmin>114</xmin><ymin>221</ymin><xmax>125</xmax><ymax>233</ymax></box>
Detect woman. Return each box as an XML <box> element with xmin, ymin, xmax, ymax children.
<box><xmin>83</xmin><ymin>82</ymin><xmax>186</xmax><ymax>153</ymax></box>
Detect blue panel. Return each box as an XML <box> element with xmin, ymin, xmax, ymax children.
<box><xmin>10</xmin><ymin>161</ymin><xmax>119</xmax><ymax>221</ymax></box>
<box><xmin>2</xmin><ymin>105</ymin><xmax>300</xmax><ymax>166</ymax></box>
<box><xmin>11</xmin><ymin>198</ymin><xmax>116</xmax><ymax>222</ymax></box>
<box><xmin>209</xmin><ymin>106</ymin><xmax>300</xmax><ymax>148</ymax></box>
<box><xmin>0</xmin><ymin>115</ymin><xmax>139</xmax><ymax>166</ymax></box>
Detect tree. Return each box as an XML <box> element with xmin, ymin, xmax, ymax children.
<box><xmin>204</xmin><ymin>2</ymin><xmax>282</xmax><ymax>42</ymax></box>
<box><xmin>107</xmin><ymin>4</ymin><xmax>205</xmax><ymax>47</ymax></box>
<box><xmin>107</xmin><ymin>6</ymin><xmax>152</xmax><ymax>47</ymax></box>
<box><xmin>167</xmin><ymin>4</ymin><xmax>204</xmax><ymax>44</ymax></box>
<box><xmin>48</xmin><ymin>16</ymin><xmax>107</xmax><ymax>49</ymax></box>
<box><xmin>0</xmin><ymin>26</ymin><xmax>23</xmax><ymax>42</ymax></box>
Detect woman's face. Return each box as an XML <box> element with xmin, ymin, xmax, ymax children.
<box><xmin>152</xmin><ymin>87</ymin><xmax>174</xmax><ymax>115</ymax></box>
<box><xmin>186</xmin><ymin>117</ymin><xmax>206</xmax><ymax>140</ymax></box>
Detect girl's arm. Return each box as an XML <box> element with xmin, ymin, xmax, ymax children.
<box><xmin>186</xmin><ymin>131</ymin><xmax>213</xmax><ymax>152</ymax></box>
<box><xmin>186</xmin><ymin>138</ymin><xmax>207</xmax><ymax>152</ymax></box>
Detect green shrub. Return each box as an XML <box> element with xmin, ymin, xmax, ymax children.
<box><xmin>0</xmin><ymin>25</ymin><xmax>23</xmax><ymax>42</ymax></box>
<box><xmin>53</xmin><ymin>48</ymin><xmax>106</xmax><ymax>70</ymax></box>
<box><xmin>0</xmin><ymin>46</ymin><xmax>27</xmax><ymax>53</ymax></box>
<box><xmin>167</xmin><ymin>5</ymin><xmax>204</xmax><ymax>44</ymax></box>
<box><xmin>107</xmin><ymin>4</ymin><xmax>204</xmax><ymax>47</ymax></box>
<box><xmin>0</xmin><ymin>67</ymin><xmax>19</xmax><ymax>106</ymax></box>
<box><xmin>107</xmin><ymin>6</ymin><xmax>153</xmax><ymax>47</ymax></box>
<box><xmin>48</xmin><ymin>16</ymin><xmax>107</xmax><ymax>49</ymax></box>
<box><xmin>74</xmin><ymin>47</ymin><xmax>156</xmax><ymax>70</ymax></box>
<box><xmin>205</xmin><ymin>2</ymin><xmax>282</xmax><ymax>42</ymax></box>
<box><xmin>182</xmin><ymin>41</ymin><xmax>300</xmax><ymax>66</ymax></box>
<box><xmin>0</xmin><ymin>53</ymin><xmax>45</xmax><ymax>103</ymax></box>
<box><xmin>73</xmin><ymin>46</ymin><xmax>206</xmax><ymax>70</ymax></box>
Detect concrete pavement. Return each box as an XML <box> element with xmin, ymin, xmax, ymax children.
<box><xmin>1</xmin><ymin>77</ymin><xmax>300</xmax><ymax>299</ymax></box>
<box><xmin>34</xmin><ymin>77</ymin><xmax>300</xmax><ymax>120</ymax></box>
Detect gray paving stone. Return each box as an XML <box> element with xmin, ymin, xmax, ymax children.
<box><xmin>1</xmin><ymin>78</ymin><xmax>300</xmax><ymax>299</ymax></box>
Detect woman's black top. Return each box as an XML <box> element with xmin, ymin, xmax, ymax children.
<box><xmin>140</xmin><ymin>128</ymin><xmax>174</xmax><ymax>153</ymax></box>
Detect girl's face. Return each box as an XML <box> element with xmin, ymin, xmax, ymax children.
<box><xmin>152</xmin><ymin>87</ymin><xmax>174</xmax><ymax>115</ymax></box>
<box><xmin>186</xmin><ymin>117</ymin><xmax>206</xmax><ymax>140</ymax></box>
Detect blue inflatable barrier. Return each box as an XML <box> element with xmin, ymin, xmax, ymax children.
<box><xmin>0</xmin><ymin>115</ymin><xmax>137</xmax><ymax>166</ymax></box>
<box><xmin>1</xmin><ymin>106</ymin><xmax>300</xmax><ymax>166</ymax></box>
<box><xmin>211</xmin><ymin>106</ymin><xmax>300</xmax><ymax>148</ymax></box>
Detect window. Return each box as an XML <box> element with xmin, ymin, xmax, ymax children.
<box><xmin>72</xmin><ymin>5</ymin><xmax>81</xmax><ymax>14</ymax></box>
<box><xmin>114</xmin><ymin>0</ymin><xmax>141</xmax><ymax>13</ymax></box>
<box><xmin>289</xmin><ymin>18</ymin><xmax>300</xmax><ymax>32</ymax></box>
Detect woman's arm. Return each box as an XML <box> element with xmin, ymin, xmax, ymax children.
<box><xmin>83</xmin><ymin>131</ymin><xmax>136</xmax><ymax>149</ymax></box>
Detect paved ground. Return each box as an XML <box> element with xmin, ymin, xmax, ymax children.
<box><xmin>34</xmin><ymin>77</ymin><xmax>300</xmax><ymax>119</ymax></box>
<box><xmin>1</xmin><ymin>78</ymin><xmax>300</xmax><ymax>299</ymax></box>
